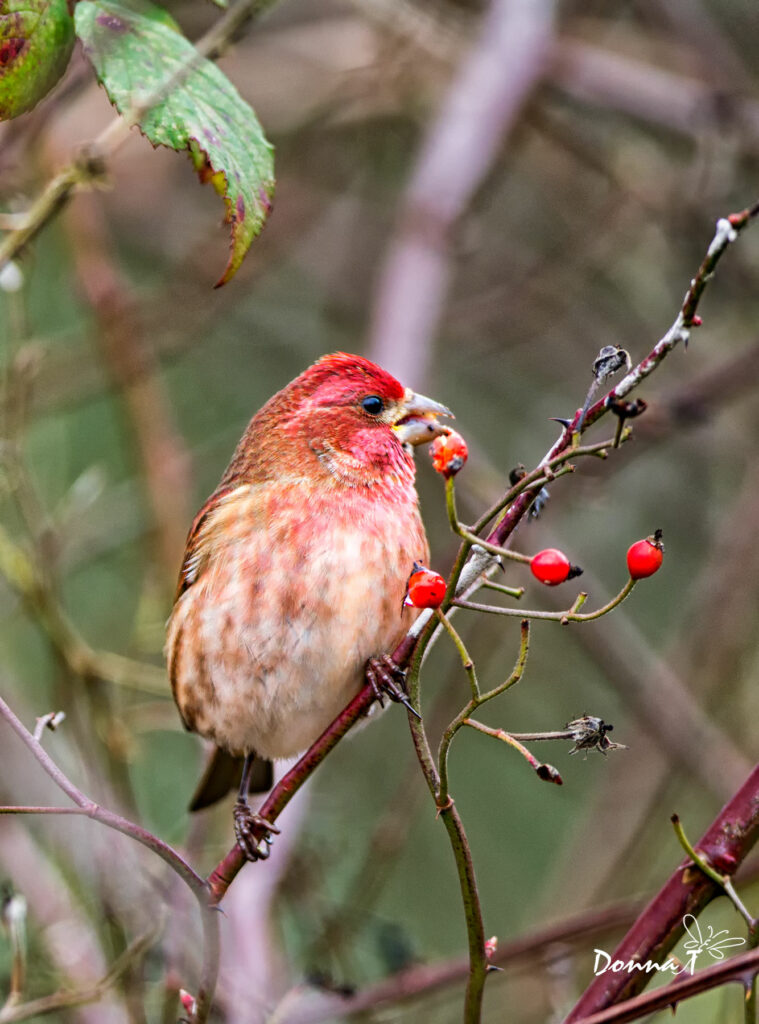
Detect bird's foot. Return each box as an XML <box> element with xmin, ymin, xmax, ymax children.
<box><xmin>233</xmin><ymin>799</ymin><xmax>281</xmax><ymax>861</ymax></box>
<box><xmin>366</xmin><ymin>655</ymin><xmax>421</xmax><ymax>720</ymax></box>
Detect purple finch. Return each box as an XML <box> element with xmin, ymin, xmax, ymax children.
<box><xmin>166</xmin><ymin>353</ymin><xmax>451</xmax><ymax>844</ymax></box>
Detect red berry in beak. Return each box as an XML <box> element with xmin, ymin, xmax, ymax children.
<box><xmin>430</xmin><ymin>429</ymin><xmax>468</xmax><ymax>477</ymax></box>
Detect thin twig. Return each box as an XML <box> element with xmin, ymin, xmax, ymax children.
<box><xmin>0</xmin><ymin>926</ymin><xmax>158</xmax><ymax>1024</ymax></box>
<box><xmin>464</xmin><ymin>719</ymin><xmax>562</xmax><ymax>784</ymax></box>
<box><xmin>435</xmin><ymin>607</ymin><xmax>480</xmax><ymax>700</ymax></box>
<box><xmin>671</xmin><ymin>814</ymin><xmax>756</xmax><ymax>927</ymax></box>
<box><xmin>0</xmin><ymin>695</ymin><xmax>219</xmax><ymax>1024</ymax></box>
<box><xmin>454</xmin><ymin>579</ymin><xmax>636</xmax><ymax>624</ymax></box>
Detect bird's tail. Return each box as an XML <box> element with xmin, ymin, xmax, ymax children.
<box><xmin>189</xmin><ymin>747</ymin><xmax>274</xmax><ymax>811</ymax></box>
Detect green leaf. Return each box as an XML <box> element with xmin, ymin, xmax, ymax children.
<box><xmin>0</xmin><ymin>0</ymin><xmax>75</xmax><ymax>120</ymax></box>
<box><xmin>75</xmin><ymin>0</ymin><xmax>275</xmax><ymax>286</ymax></box>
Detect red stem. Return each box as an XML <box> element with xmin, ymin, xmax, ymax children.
<box><xmin>207</xmin><ymin>684</ymin><xmax>376</xmax><ymax>903</ymax></box>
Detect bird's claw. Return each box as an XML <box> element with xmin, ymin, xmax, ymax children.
<box><xmin>233</xmin><ymin>800</ymin><xmax>281</xmax><ymax>861</ymax></box>
<box><xmin>366</xmin><ymin>656</ymin><xmax>421</xmax><ymax>720</ymax></box>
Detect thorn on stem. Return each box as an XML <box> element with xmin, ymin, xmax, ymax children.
<box><xmin>435</xmin><ymin>795</ymin><xmax>455</xmax><ymax>818</ymax></box>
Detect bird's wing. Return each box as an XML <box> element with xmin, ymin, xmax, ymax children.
<box><xmin>173</xmin><ymin>482</ymin><xmax>257</xmax><ymax>602</ymax></box>
<box><xmin>171</xmin><ymin>481</ymin><xmax>278</xmax><ymax>811</ymax></box>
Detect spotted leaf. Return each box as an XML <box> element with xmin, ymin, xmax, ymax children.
<box><xmin>75</xmin><ymin>0</ymin><xmax>275</xmax><ymax>285</ymax></box>
<box><xmin>0</xmin><ymin>0</ymin><xmax>75</xmax><ymax>120</ymax></box>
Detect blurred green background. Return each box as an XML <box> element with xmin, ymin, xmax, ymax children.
<box><xmin>1</xmin><ymin>0</ymin><xmax>759</xmax><ymax>1021</ymax></box>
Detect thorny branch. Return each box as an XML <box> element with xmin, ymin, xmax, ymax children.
<box><xmin>565</xmin><ymin>763</ymin><xmax>759</xmax><ymax>1021</ymax></box>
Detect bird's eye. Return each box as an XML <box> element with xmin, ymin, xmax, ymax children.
<box><xmin>361</xmin><ymin>395</ymin><xmax>384</xmax><ymax>416</ymax></box>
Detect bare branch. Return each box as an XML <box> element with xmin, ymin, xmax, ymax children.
<box><xmin>0</xmin><ymin>927</ymin><xmax>157</xmax><ymax>1024</ymax></box>
<box><xmin>0</xmin><ymin>695</ymin><xmax>220</xmax><ymax>1024</ymax></box>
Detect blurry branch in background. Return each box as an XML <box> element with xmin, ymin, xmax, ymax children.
<box><xmin>0</xmin><ymin>693</ymin><xmax>220</xmax><ymax>1024</ymax></box>
<box><xmin>275</xmin><ymin>900</ymin><xmax>641</xmax><ymax>1024</ymax></box>
<box><xmin>0</xmin><ymin>500</ymin><xmax>167</xmax><ymax>695</ymax></box>
<box><xmin>368</xmin><ymin>0</ymin><xmax>556</xmax><ymax>384</ymax></box>
<box><xmin>62</xmin><ymin>194</ymin><xmax>191</xmax><ymax>586</ymax></box>
<box><xmin>0</xmin><ymin>926</ymin><xmax>156</xmax><ymax>1024</ymax></box>
<box><xmin>550</xmin><ymin>38</ymin><xmax>759</xmax><ymax>153</ymax></box>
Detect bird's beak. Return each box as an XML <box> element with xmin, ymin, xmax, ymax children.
<box><xmin>392</xmin><ymin>388</ymin><xmax>454</xmax><ymax>446</ymax></box>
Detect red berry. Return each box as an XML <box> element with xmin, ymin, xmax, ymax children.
<box><xmin>626</xmin><ymin>530</ymin><xmax>664</xmax><ymax>579</ymax></box>
<box><xmin>405</xmin><ymin>565</ymin><xmax>447</xmax><ymax>608</ymax></box>
<box><xmin>430</xmin><ymin>429</ymin><xmax>468</xmax><ymax>477</ymax></box>
<box><xmin>530</xmin><ymin>548</ymin><xmax>583</xmax><ymax>586</ymax></box>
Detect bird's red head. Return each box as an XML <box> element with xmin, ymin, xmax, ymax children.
<box><xmin>222</xmin><ymin>353</ymin><xmax>452</xmax><ymax>490</ymax></box>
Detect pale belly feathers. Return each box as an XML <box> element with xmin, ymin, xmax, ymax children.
<box><xmin>168</xmin><ymin>504</ymin><xmax>427</xmax><ymax>759</ymax></box>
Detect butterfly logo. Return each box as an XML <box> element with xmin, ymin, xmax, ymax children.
<box><xmin>682</xmin><ymin>914</ymin><xmax>745</xmax><ymax>973</ymax></box>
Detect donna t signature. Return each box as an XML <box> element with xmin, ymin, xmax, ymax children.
<box><xmin>592</xmin><ymin>914</ymin><xmax>746</xmax><ymax>977</ymax></box>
